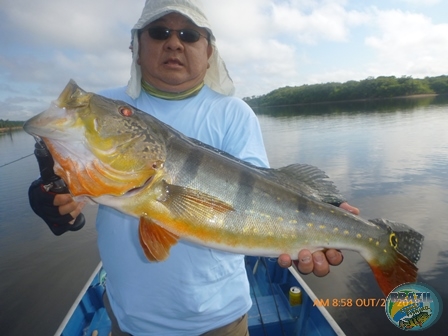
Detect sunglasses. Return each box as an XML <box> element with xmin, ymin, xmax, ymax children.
<box><xmin>145</xmin><ymin>26</ymin><xmax>208</xmax><ymax>43</ymax></box>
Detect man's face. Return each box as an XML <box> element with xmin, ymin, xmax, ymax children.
<box><xmin>138</xmin><ymin>12</ymin><xmax>213</xmax><ymax>93</ymax></box>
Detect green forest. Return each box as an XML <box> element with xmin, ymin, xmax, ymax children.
<box><xmin>0</xmin><ymin>119</ymin><xmax>24</xmax><ymax>131</ymax></box>
<box><xmin>243</xmin><ymin>75</ymin><xmax>448</xmax><ymax>107</ymax></box>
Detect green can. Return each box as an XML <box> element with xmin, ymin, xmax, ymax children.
<box><xmin>289</xmin><ymin>286</ymin><xmax>302</xmax><ymax>306</ymax></box>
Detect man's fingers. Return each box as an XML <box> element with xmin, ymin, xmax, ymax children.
<box><xmin>310</xmin><ymin>251</ymin><xmax>330</xmax><ymax>277</ymax></box>
<box><xmin>57</xmin><ymin>200</ymin><xmax>78</xmax><ymax>216</ymax></box>
<box><xmin>70</xmin><ymin>202</ymin><xmax>86</xmax><ymax>221</ymax></box>
<box><xmin>54</xmin><ymin>193</ymin><xmax>86</xmax><ymax>221</ymax></box>
<box><xmin>278</xmin><ymin>254</ymin><xmax>293</xmax><ymax>268</ymax></box>
<box><xmin>325</xmin><ymin>249</ymin><xmax>344</xmax><ymax>266</ymax></box>
<box><xmin>279</xmin><ymin>248</ymin><xmax>344</xmax><ymax>276</ymax></box>
<box><xmin>339</xmin><ymin>202</ymin><xmax>360</xmax><ymax>215</ymax></box>
<box><xmin>297</xmin><ymin>250</ymin><xmax>314</xmax><ymax>275</ymax></box>
<box><xmin>53</xmin><ymin>193</ymin><xmax>74</xmax><ymax>206</ymax></box>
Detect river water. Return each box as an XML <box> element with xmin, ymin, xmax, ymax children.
<box><xmin>1</xmin><ymin>95</ymin><xmax>447</xmax><ymax>335</ymax></box>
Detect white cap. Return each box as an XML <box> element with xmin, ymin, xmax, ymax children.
<box><xmin>126</xmin><ymin>0</ymin><xmax>235</xmax><ymax>98</ymax></box>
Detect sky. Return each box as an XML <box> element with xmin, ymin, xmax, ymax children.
<box><xmin>1</xmin><ymin>0</ymin><xmax>448</xmax><ymax>121</ymax></box>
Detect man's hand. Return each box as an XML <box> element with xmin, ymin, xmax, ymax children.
<box><xmin>339</xmin><ymin>202</ymin><xmax>360</xmax><ymax>216</ymax></box>
<box><xmin>278</xmin><ymin>202</ymin><xmax>360</xmax><ymax>276</ymax></box>
<box><xmin>28</xmin><ymin>179</ymin><xmax>86</xmax><ymax>235</ymax></box>
<box><xmin>278</xmin><ymin>249</ymin><xmax>344</xmax><ymax>276</ymax></box>
<box><xmin>54</xmin><ymin>193</ymin><xmax>85</xmax><ymax>223</ymax></box>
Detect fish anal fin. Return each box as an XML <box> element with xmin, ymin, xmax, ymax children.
<box><xmin>369</xmin><ymin>251</ymin><xmax>418</xmax><ymax>297</ymax></box>
<box><xmin>138</xmin><ymin>217</ymin><xmax>179</xmax><ymax>262</ymax></box>
<box><xmin>162</xmin><ymin>181</ymin><xmax>234</xmax><ymax>220</ymax></box>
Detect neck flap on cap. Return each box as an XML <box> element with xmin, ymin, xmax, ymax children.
<box><xmin>126</xmin><ymin>0</ymin><xmax>235</xmax><ymax>99</ymax></box>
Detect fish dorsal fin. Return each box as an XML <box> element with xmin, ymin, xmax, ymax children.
<box><xmin>138</xmin><ymin>217</ymin><xmax>179</xmax><ymax>262</ymax></box>
<box><xmin>160</xmin><ymin>180</ymin><xmax>234</xmax><ymax>221</ymax></box>
<box><xmin>270</xmin><ymin>164</ymin><xmax>346</xmax><ymax>205</ymax></box>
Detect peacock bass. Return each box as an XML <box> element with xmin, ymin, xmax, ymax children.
<box><xmin>24</xmin><ymin>80</ymin><xmax>424</xmax><ymax>296</ymax></box>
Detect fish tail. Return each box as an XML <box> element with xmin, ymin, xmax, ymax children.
<box><xmin>369</xmin><ymin>250</ymin><xmax>418</xmax><ymax>297</ymax></box>
<box><xmin>367</xmin><ymin>219</ymin><xmax>424</xmax><ymax>296</ymax></box>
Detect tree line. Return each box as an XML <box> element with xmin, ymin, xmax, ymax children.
<box><xmin>243</xmin><ymin>75</ymin><xmax>448</xmax><ymax>107</ymax></box>
<box><xmin>0</xmin><ymin>119</ymin><xmax>24</xmax><ymax>130</ymax></box>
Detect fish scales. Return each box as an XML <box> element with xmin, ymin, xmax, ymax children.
<box><xmin>24</xmin><ymin>80</ymin><xmax>424</xmax><ymax>296</ymax></box>
<box><xmin>165</xmin><ymin>141</ymin><xmax>302</xmax><ymax>247</ymax></box>
<box><xmin>165</xmin><ymin>140</ymin><xmax>381</xmax><ymax>256</ymax></box>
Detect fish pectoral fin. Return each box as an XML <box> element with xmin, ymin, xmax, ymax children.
<box><xmin>161</xmin><ymin>181</ymin><xmax>234</xmax><ymax>220</ymax></box>
<box><xmin>138</xmin><ymin>217</ymin><xmax>179</xmax><ymax>262</ymax></box>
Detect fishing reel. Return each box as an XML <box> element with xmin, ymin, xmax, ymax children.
<box><xmin>32</xmin><ymin>137</ymin><xmax>85</xmax><ymax>235</ymax></box>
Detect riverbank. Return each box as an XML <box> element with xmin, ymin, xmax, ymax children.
<box><xmin>244</xmin><ymin>75</ymin><xmax>448</xmax><ymax>108</ymax></box>
<box><xmin>0</xmin><ymin>126</ymin><xmax>23</xmax><ymax>133</ymax></box>
<box><xmin>249</xmin><ymin>93</ymin><xmax>440</xmax><ymax>109</ymax></box>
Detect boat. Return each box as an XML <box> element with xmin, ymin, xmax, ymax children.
<box><xmin>55</xmin><ymin>256</ymin><xmax>344</xmax><ymax>336</ymax></box>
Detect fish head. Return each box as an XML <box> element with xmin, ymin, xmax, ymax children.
<box><xmin>416</xmin><ymin>312</ymin><xmax>430</xmax><ymax>323</ymax></box>
<box><xmin>24</xmin><ymin>80</ymin><xmax>166</xmax><ymax>198</ymax></box>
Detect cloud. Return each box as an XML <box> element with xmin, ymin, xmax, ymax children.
<box><xmin>204</xmin><ymin>0</ymin><xmax>303</xmax><ymax>96</ymax></box>
<box><xmin>203</xmin><ymin>0</ymin><xmax>369</xmax><ymax>96</ymax></box>
<box><xmin>365</xmin><ymin>9</ymin><xmax>448</xmax><ymax>77</ymax></box>
<box><xmin>0</xmin><ymin>96</ymin><xmax>47</xmax><ymax>121</ymax></box>
<box><xmin>4</xmin><ymin>0</ymin><xmax>140</xmax><ymax>51</ymax></box>
<box><xmin>0</xmin><ymin>49</ymin><xmax>131</xmax><ymax>94</ymax></box>
<box><xmin>270</xmin><ymin>1</ymin><xmax>369</xmax><ymax>44</ymax></box>
<box><xmin>0</xmin><ymin>0</ymin><xmax>142</xmax><ymax>119</ymax></box>
<box><xmin>397</xmin><ymin>0</ymin><xmax>441</xmax><ymax>6</ymax></box>
<box><xmin>224</xmin><ymin>39</ymin><xmax>300</xmax><ymax>97</ymax></box>
<box><xmin>0</xmin><ymin>0</ymin><xmax>447</xmax><ymax>120</ymax></box>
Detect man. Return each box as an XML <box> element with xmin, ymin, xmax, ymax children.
<box><xmin>28</xmin><ymin>1</ymin><xmax>358</xmax><ymax>335</ymax></box>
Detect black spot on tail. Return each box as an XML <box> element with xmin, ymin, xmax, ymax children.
<box><xmin>369</xmin><ymin>218</ymin><xmax>424</xmax><ymax>264</ymax></box>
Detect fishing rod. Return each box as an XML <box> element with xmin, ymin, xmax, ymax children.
<box><xmin>0</xmin><ymin>153</ymin><xmax>34</xmax><ymax>168</ymax></box>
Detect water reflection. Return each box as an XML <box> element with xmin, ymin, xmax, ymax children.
<box><xmin>255</xmin><ymin>96</ymin><xmax>448</xmax><ymax>335</ymax></box>
<box><xmin>254</xmin><ymin>94</ymin><xmax>448</xmax><ymax>116</ymax></box>
<box><xmin>0</xmin><ymin>131</ymin><xmax>100</xmax><ymax>336</ymax></box>
<box><xmin>1</xmin><ymin>96</ymin><xmax>447</xmax><ymax>335</ymax></box>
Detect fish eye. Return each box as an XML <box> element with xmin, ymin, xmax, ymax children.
<box><xmin>389</xmin><ymin>233</ymin><xmax>398</xmax><ymax>248</ymax></box>
<box><xmin>119</xmin><ymin>106</ymin><xmax>134</xmax><ymax>117</ymax></box>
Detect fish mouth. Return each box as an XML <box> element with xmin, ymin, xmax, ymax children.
<box><xmin>124</xmin><ymin>175</ymin><xmax>155</xmax><ymax>197</ymax></box>
<box><xmin>23</xmin><ymin>102</ymin><xmax>78</xmax><ymax>140</ymax></box>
